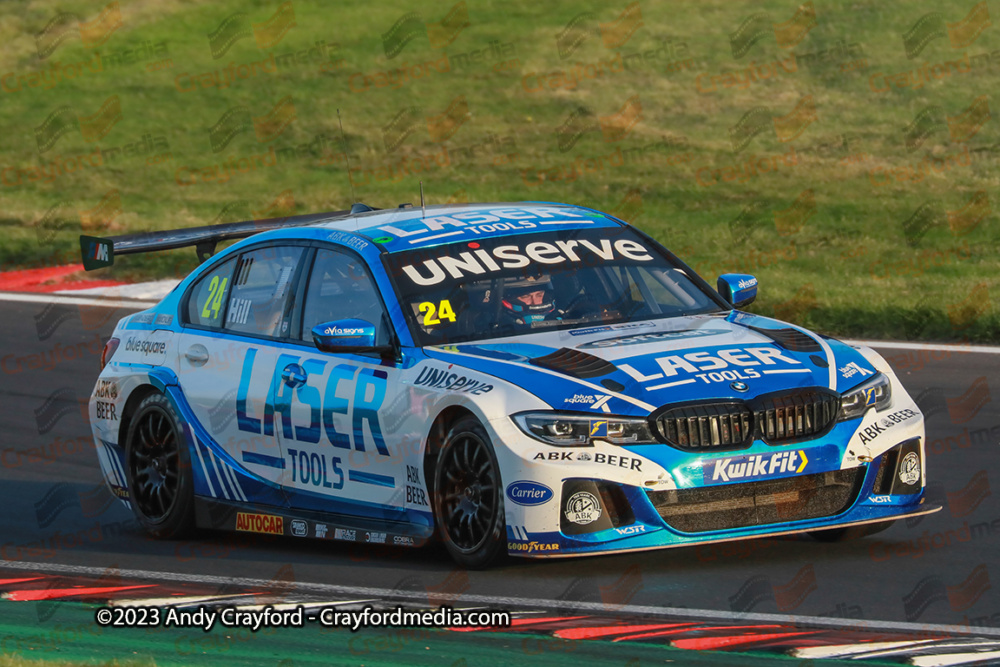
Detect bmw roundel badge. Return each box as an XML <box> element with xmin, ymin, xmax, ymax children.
<box><xmin>730</xmin><ymin>381</ymin><xmax>749</xmax><ymax>392</ymax></box>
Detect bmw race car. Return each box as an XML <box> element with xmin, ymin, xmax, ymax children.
<box><xmin>82</xmin><ymin>202</ymin><xmax>938</xmax><ymax>568</ymax></box>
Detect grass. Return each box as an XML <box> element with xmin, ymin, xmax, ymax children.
<box><xmin>0</xmin><ymin>0</ymin><xmax>997</xmax><ymax>340</ymax></box>
<box><xmin>0</xmin><ymin>657</ymin><xmax>154</xmax><ymax>667</ymax></box>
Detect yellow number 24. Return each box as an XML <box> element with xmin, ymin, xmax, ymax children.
<box><xmin>419</xmin><ymin>299</ymin><xmax>457</xmax><ymax>326</ymax></box>
<box><xmin>200</xmin><ymin>276</ymin><xmax>229</xmax><ymax>320</ymax></box>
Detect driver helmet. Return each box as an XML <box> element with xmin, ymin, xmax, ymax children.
<box><xmin>501</xmin><ymin>276</ymin><xmax>555</xmax><ymax>323</ymax></box>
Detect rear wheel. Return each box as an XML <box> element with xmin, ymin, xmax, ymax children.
<box><xmin>124</xmin><ymin>393</ymin><xmax>194</xmax><ymax>539</ymax></box>
<box><xmin>809</xmin><ymin>520</ymin><xmax>895</xmax><ymax>542</ymax></box>
<box><xmin>432</xmin><ymin>417</ymin><xmax>506</xmax><ymax>569</ymax></box>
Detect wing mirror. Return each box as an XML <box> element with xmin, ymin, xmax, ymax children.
<box><xmin>311</xmin><ymin>319</ymin><xmax>392</xmax><ymax>355</ymax></box>
<box><xmin>717</xmin><ymin>274</ymin><xmax>758</xmax><ymax>308</ymax></box>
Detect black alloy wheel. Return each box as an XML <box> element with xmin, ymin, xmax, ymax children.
<box><xmin>433</xmin><ymin>417</ymin><xmax>506</xmax><ymax>569</ymax></box>
<box><xmin>125</xmin><ymin>392</ymin><xmax>195</xmax><ymax>538</ymax></box>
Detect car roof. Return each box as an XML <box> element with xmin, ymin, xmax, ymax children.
<box><xmin>300</xmin><ymin>202</ymin><xmax>626</xmax><ymax>253</ymax></box>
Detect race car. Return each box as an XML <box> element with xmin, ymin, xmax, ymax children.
<box><xmin>81</xmin><ymin>201</ymin><xmax>937</xmax><ymax>568</ymax></box>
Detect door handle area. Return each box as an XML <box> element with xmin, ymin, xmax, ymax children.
<box><xmin>184</xmin><ymin>344</ymin><xmax>209</xmax><ymax>365</ymax></box>
<box><xmin>281</xmin><ymin>363</ymin><xmax>307</xmax><ymax>388</ymax></box>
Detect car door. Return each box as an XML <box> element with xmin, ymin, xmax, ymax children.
<box><xmin>176</xmin><ymin>244</ymin><xmax>308</xmax><ymax>508</ymax></box>
<box><xmin>278</xmin><ymin>245</ymin><xmax>424</xmax><ymax>526</ymax></box>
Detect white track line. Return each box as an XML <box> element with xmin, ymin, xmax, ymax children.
<box><xmin>842</xmin><ymin>339</ymin><xmax>1000</xmax><ymax>355</ymax></box>
<box><xmin>0</xmin><ymin>292</ymin><xmax>157</xmax><ymax>309</ymax></box>
<box><xmin>793</xmin><ymin>640</ymin><xmax>939</xmax><ymax>659</ymax></box>
<box><xmin>912</xmin><ymin>650</ymin><xmax>1000</xmax><ymax>667</ymax></box>
<box><xmin>111</xmin><ymin>593</ymin><xmax>257</xmax><ymax>608</ymax></box>
<box><xmin>861</xmin><ymin>641</ymin><xmax>1000</xmax><ymax>660</ymax></box>
<box><xmin>1</xmin><ymin>559</ymin><xmax>999</xmax><ymax>638</ymax></box>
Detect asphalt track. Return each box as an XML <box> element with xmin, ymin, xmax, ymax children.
<box><xmin>1</xmin><ymin>297</ymin><xmax>998</xmax><ymax>642</ymax></box>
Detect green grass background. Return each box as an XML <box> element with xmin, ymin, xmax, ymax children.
<box><xmin>0</xmin><ymin>0</ymin><xmax>997</xmax><ymax>341</ymax></box>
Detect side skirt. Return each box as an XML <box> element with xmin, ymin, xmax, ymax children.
<box><xmin>193</xmin><ymin>496</ymin><xmax>434</xmax><ymax>548</ymax></box>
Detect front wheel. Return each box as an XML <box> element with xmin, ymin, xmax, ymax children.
<box><xmin>124</xmin><ymin>392</ymin><xmax>195</xmax><ymax>539</ymax></box>
<box><xmin>432</xmin><ymin>417</ymin><xmax>506</xmax><ymax>569</ymax></box>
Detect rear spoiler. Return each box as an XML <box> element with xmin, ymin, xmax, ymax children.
<box><xmin>78</xmin><ymin>205</ymin><xmax>376</xmax><ymax>271</ymax></box>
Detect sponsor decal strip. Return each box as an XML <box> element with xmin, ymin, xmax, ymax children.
<box><xmin>414</xmin><ymin>366</ymin><xmax>494</xmax><ymax>394</ymax></box>
<box><xmin>235</xmin><ymin>512</ymin><xmax>283</xmax><ymax>535</ymax></box>
<box><xmin>397</xmin><ymin>234</ymin><xmax>654</xmax><ymax>287</ymax></box>
<box><xmin>703</xmin><ymin>448</ymin><xmax>813</xmax><ymax>485</ymax></box>
<box><xmin>506</xmin><ymin>481</ymin><xmax>554</xmax><ymax>506</ymax></box>
<box><xmin>579</xmin><ymin>328</ymin><xmax>724</xmax><ymax>349</ymax></box>
<box><xmin>620</xmin><ymin>345</ymin><xmax>807</xmax><ymax>389</ymax></box>
<box><xmin>507</xmin><ymin>540</ymin><xmax>559</xmax><ymax>553</ymax></box>
<box><xmin>762</xmin><ymin>368</ymin><xmax>811</xmax><ymax>374</ymax></box>
<box><xmin>123</xmin><ymin>337</ymin><xmax>167</xmax><ymax>355</ymax></box>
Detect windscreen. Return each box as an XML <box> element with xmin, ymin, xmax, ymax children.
<box><xmin>383</xmin><ymin>228</ymin><xmax>723</xmax><ymax>346</ymax></box>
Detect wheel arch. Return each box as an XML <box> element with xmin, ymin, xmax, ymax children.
<box><xmin>423</xmin><ymin>407</ymin><xmax>507</xmax><ymax>568</ymax></box>
<box><xmin>118</xmin><ymin>384</ymin><xmax>163</xmax><ymax>448</ymax></box>
<box><xmin>422</xmin><ymin>405</ymin><xmax>478</xmax><ymax>495</ymax></box>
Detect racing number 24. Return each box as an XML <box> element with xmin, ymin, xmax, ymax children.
<box><xmin>201</xmin><ymin>276</ymin><xmax>229</xmax><ymax>320</ymax></box>
<box><xmin>419</xmin><ymin>300</ymin><xmax>456</xmax><ymax>326</ymax></box>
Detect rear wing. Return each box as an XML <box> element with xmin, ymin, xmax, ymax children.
<box><xmin>78</xmin><ymin>207</ymin><xmax>366</xmax><ymax>271</ymax></box>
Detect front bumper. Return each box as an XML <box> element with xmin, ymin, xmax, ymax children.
<box><xmin>505</xmin><ymin>437</ymin><xmax>935</xmax><ymax>557</ymax></box>
<box><xmin>497</xmin><ymin>390</ymin><xmax>930</xmax><ymax>557</ymax></box>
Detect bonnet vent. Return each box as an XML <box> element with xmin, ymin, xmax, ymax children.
<box><xmin>746</xmin><ymin>326</ymin><xmax>822</xmax><ymax>352</ymax></box>
<box><xmin>530</xmin><ymin>348</ymin><xmax>617</xmax><ymax>379</ymax></box>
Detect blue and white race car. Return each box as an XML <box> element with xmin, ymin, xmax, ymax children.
<box><xmin>82</xmin><ymin>202</ymin><xmax>936</xmax><ymax>568</ymax></box>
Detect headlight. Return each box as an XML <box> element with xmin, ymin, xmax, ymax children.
<box><xmin>512</xmin><ymin>412</ymin><xmax>658</xmax><ymax>447</ymax></box>
<box><xmin>838</xmin><ymin>373</ymin><xmax>892</xmax><ymax>421</ymax></box>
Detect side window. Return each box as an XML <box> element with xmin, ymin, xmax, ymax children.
<box><xmin>186</xmin><ymin>258</ymin><xmax>236</xmax><ymax>328</ymax></box>
<box><xmin>300</xmin><ymin>248</ymin><xmax>388</xmax><ymax>344</ymax></box>
<box><xmin>224</xmin><ymin>246</ymin><xmax>305</xmax><ymax>338</ymax></box>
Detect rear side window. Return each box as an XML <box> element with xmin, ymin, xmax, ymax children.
<box><xmin>186</xmin><ymin>258</ymin><xmax>236</xmax><ymax>328</ymax></box>
<box><xmin>300</xmin><ymin>248</ymin><xmax>389</xmax><ymax>345</ymax></box>
<box><xmin>224</xmin><ymin>246</ymin><xmax>305</xmax><ymax>338</ymax></box>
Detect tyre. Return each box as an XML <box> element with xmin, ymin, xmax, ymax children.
<box><xmin>124</xmin><ymin>392</ymin><xmax>195</xmax><ymax>539</ymax></box>
<box><xmin>809</xmin><ymin>519</ymin><xmax>895</xmax><ymax>542</ymax></box>
<box><xmin>432</xmin><ymin>416</ymin><xmax>506</xmax><ymax>569</ymax></box>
